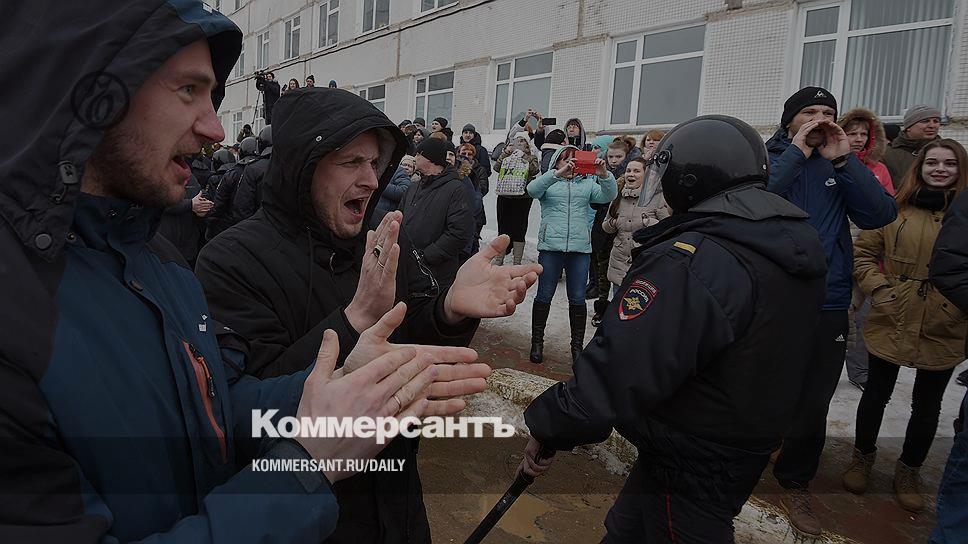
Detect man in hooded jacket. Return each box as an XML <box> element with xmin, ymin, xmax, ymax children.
<box><xmin>0</xmin><ymin>1</ymin><xmax>474</xmax><ymax>542</ymax></box>
<box><xmin>519</xmin><ymin>116</ymin><xmax>828</xmax><ymax>542</ymax></box>
<box><xmin>765</xmin><ymin>87</ymin><xmax>897</xmax><ymax>537</ymax></box>
<box><xmin>195</xmin><ymin>88</ymin><xmax>541</xmax><ymax>542</ymax></box>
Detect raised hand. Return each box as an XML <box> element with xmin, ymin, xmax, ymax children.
<box><xmin>791</xmin><ymin>119</ymin><xmax>823</xmax><ymax>158</ymax></box>
<box><xmin>443</xmin><ymin>235</ymin><xmax>542</xmax><ymax>323</ymax></box>
<box><xmin>555</xmin><ymin>158</ymin><xmax>576</xmax><ymax>179</ymax></box>
<box><xmin>817</xmin><ymin>120</ymin><xmax>851</xmax><ymax>161</ymax></box>
<box><xmin>341</xmin><ymin>302</ymin><xmax>490</xmax><ymax>416</ymax></box>
<box><xmin>345</xmin><ymin>210</ymin><xmax>403</xmax><ymax>333</ymax></box>
<box><xmin>594</xmin><ymin>157</ymin><xmax>609</xmax><ymax>178</ymax></box>
<box><xmin>295</xmin><ymin>330</ymin><xmax>437</xmax><ymax>482</ymax></box>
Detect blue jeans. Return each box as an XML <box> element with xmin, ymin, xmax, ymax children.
<box><xmin>536</xmin><ymin>251</ymin><xmax>591</xmax><ymax>305</ymax></box>
<box><xmin>931</xmin><ymin>390</ymin><xmax>968</xmax><ymax>543</ymax></box>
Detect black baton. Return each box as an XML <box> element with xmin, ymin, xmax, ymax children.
<box><xmin>464</xmin><ymin>445</ymin><xmax>555</xmax><ymax>544</ymax></box>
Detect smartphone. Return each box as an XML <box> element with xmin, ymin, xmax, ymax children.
<box><xmin>542</xmin><ymin>117</ymin><xmax>557</xmax><ymax>126</ymax></box>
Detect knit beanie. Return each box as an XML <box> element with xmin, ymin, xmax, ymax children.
<box><xmin>902</xmin><ymin>105</ymin><xmax>942</xmax><ymax>130</ymax></box>
<box><xmin>417</xmin><ymin>138</ymin><xmax>450</xmax><ymax>168</ymax></box>
<box><xmin>782</xmin><ymin>86</ymin><xmax>838</xmax><ymax>129</ymax></box>
<box><xmin>433</xmin><ymin>117</ymin><xmax>449</xmax><ymax>128</ymax></box>
<box><xmin>462</xmin><ymin>123</ymin><xmax>476</xmax><ymax>133</ymax></box>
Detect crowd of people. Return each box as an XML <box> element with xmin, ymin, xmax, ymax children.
<box><xmin>3</xmin><ymin>2</ymin><xmax>968</xmax><ymax>543</ymax></box>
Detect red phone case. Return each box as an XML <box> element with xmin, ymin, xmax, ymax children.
<box><xmin>573</xmin><ymin>150</ymin><xmax>598</xmax><ymax>175</ymax></box>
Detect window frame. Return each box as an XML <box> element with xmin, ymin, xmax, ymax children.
<box><xmin>358</xmin><ymin>83</ymin><xmax>387</xmax><ymax>112</ymax></box>
<box><xmin>605</xmin><ymin>22</ymin><xmax>707</xmax><ymax>130</ymax></box>
<box><xmin>492</xmin><ymin>51</ymin><xmax>555</xmax><ymax>132</ymax></box>
<box><xmin>416</xmin><ymin>0</ymin><xmax>457</xmax><ymax>17</ymax></box>
<box><xmin>256</xmin><ymin>29</ymin><xmax>270</xmax><ymax>70</ymax></box>
<box><xmin>232</xmin><ymin>0</ymin><xmax>244</xmax><ymax>13</ymax></box>
<box><xmin>361</xmin><ymin>0</ymin><xmax>391</xmax><ymax>35</ymax></box>
<box><xmin>317</xmin><ymin>0</ymin><xmax>340</xmax><ymax>50</ymax></box>
<box><xmin>233</xmin><ymin>40</ymin><xmax>246</xmax><ymax>79</ymax></box>
<box><xmin>284</xmin><ymin>14</ymin><xmax>302</xmax><ymax>60</ymax></box>
<box><xmin>792</xmin><ymin>0</ymin><xmax>954</xmax><ymax>122</ymax></box>
<box><xmin>414</xmin><ymin>70</ymin><xmax>455</xmax><ymax>123</ymax></box>
<box><xmin>232</xmin><ymin>111</ymin><xmax>244</xmax><ymax>141</ymax></box>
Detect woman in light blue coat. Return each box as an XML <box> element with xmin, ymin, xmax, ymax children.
<box><xmin>526</xmin><ymin>145</ymin><xmax>617</xmax><ymax>364</ymax></box>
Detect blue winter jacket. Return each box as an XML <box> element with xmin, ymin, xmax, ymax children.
<box><xmin>528</xmin><ymin>146</ymin><xmax>618</xmax><ymax>253</ymax></box>
<box><xmin>376</xmin><ymin>165</ymin><xmax>412</xmax><ymax>212</ymax></box>
<box><xmin>766</xmin><ymin>131</ymin><xmax>897</xmax><ymax>309</ymax></box>
<box><xmin>0</xmin><ymin>1</ymin><xmax>338</xmax><ymax>542</ymax></box>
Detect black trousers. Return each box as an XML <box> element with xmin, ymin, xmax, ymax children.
<box><xmin>602</xmin><ymin>455</ymin><xmax>761</xmax><ymax>543</ymax></box>
<box><xmin>495</xmin><ymin>196</ymin><xmax>533</xmax><ymax>243</ymax></box>
<box><xmin>773</xmin><ymin>309</ymin><xmax>849</xmax><ymax>488</ymax></box>
<box><xmin>855</xmin><ymin>353</ymin><xmax>955</xmax><ymax>467</ymax></box>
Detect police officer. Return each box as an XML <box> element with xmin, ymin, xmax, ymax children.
<box><xmin>206</xmin><ymin>135</ymin><xmax>260</xmax><ymax>239</ymax></box>
<box><xmin>518</xmin><ymin>116</ymin><xmax>829</xmax><ymax>543</ymax></box>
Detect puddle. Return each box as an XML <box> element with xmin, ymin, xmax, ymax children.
<box><xmin>475</xmin><ymin>493</ymin><xmax>554</xmax><ymax>542</ymax></box>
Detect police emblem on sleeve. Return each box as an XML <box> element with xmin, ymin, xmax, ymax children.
<box><xmin>618</xmin><ymin>278</ymin><xmax>659</xmax><ymax>321</ymax></box>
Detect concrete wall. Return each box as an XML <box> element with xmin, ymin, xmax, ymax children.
<box><xmin>215</xmin><ymin>0</ymin><xmax>968</xmax><ymax>145</ymax></box>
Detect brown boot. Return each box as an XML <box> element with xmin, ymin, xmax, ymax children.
<box><xmin>842</xmin><ymin>449</ymin><xmax>876</xmax><ymax>494</ymax></box>
<box><xmin>893</xmin><ymin>460</ymin><xmax>924</xmax><ymax>512</ymax></box>
<box><xmin>780</xmin><ymin>487</ymin><xmax>822</xmax><ymax>538</ymax></box>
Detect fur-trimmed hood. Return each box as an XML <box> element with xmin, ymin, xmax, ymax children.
<box><xmin>838</xmin><ymin>107</ymin><xmax>887</xmax><ymax>164</ymax></box>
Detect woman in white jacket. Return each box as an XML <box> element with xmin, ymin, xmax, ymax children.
<box><xmin>602</xmin><ymin>157</ymin><xmax>670</xmax><ymax>298</ymax></box>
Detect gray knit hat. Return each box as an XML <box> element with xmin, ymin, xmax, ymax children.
<box><xmin>902</xmin><ymin>105</ymin><xmax>942</xmax><ymax>130</ymax></box>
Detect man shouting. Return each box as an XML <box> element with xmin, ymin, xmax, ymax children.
<box><xmin>195</xmin><ymin>87</ymin><xmax>541</xmax><ymax>542</ymax></box>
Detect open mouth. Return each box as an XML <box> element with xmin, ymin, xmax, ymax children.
<box><xmin>344</xmin><ymin>197</ymin><xmax>368</xmax><ymax>219</ymax></box>
<box><xmin>171</xmin><ymin>155</ymin><xmax>191</xmax><ymax>180</ymax></box>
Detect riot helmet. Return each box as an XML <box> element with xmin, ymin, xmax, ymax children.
<box><xmin>257</xmin><ymin>125</ymin><xmax>272</xmax><ymax>149</ymax></box>
<box><xmin>239</xmin><ymin>136</ymin><xmax>259</xmax><ymax>159</ymax></box>
<box><xmin>640</xmin><ymin>115</ymin><xmax>769</xmax><ymax>213</ymax></box>
<box><xmin>213</xmin><ymin>148</ymin><xmax>236</xmax><ymax>169</ymax></box>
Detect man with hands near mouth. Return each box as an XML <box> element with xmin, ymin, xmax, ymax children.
<box><xmin>763</xmin><ymin>87</ymin><xmax>897</xmax><ymax>538</ymax></box>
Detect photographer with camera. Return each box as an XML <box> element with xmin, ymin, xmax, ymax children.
<box><xmin>255</xmin><ymin>70</ymin><xmax>281</xmax><ymax>124</ymax></box>
<box><xmin>765</xmin><ymin>86</ymin><xmax>897</xmax><ymax>538</ymax></box>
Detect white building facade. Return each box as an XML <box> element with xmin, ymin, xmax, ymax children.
<box><xmin>214</xmin><ymin>0</ymin><xmax>968</xmax><ymax>145</ymax></box>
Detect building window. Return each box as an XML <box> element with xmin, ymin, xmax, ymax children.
<box><xmin>796</xmin><ymin>0</ymin><xmax>953</xmax><ymax>118</ymax></box>
<box><xmin>234</xmin><ymin>41</ymin><xmax>245</xmax><ymax>78</ymax></box>
<box><xmin>254</xmin><ymin>103</ymin><xmax>266</xmax><ymax>133</ymax></box>
<box><xmin>493</xmin><ymin>52</ymin><xmax>553</xmax><ymax>131</ymax></box>
<box><xmin>415</xmin><ymin>72</ymin><xmax>454</xmax><ymax>125</ymax></box>
<box><xmin>232</xmin><ymin>112</ymin><xmax>243</xmax><ymax>140</ymax></box>
<box><xmin>212</xmin><ymin>0</ymin><xmax>222</xmax><ymax>12</ymax></box>
<box><xmin>420</xmin><ymin>0</ymin><xmax>456</xmax><ymax>12</ymax></box>
<box><xmin>257</xmin><ymin>31</ymin><xmax>270</xmax><ymax>69</ymax></box>
<box><xmin>609</xmin><ymin>25</ymin><xmax>705</xmax><ymax>127</ymax></box>
<box><xmin>359</xmin><ymin>84</ymin><xmax>386</xmax><ymax>112</ymax></box>
<box><xmin>319</xmin><ymin>0</ymin><xmax>340</xmax><ymax>48</ymax></box>
<box><xmin>234</xmin><ymin>0</ymin><xmax>244</xmax><ymax>11</ymax></box>
<box><xmin>285</xmin><ymin>16</ymin><xmax>301</xmax><ymax>60</ymax></box>
<box><xmin>362</xmin><ymin>0</ymin><xmax>390</xmax><ymax>33</ymax></box>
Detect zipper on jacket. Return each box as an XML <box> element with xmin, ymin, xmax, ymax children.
<box><xmin>566</xmin><ymin>181</ymin><xmax>572</xmax><ymax>252</ymax></box>
<box><xmin>183</xmin><ymin>341</ymin><xmax>227</xmax><ymax>463</ymax></box>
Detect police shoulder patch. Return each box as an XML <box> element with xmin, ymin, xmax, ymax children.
<box><xmin>618</xmin><ymin>278</ymin><xmax>659</xmax><ymax>321</ymax></box>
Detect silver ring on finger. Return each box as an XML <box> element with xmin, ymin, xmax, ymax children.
<box><xmin>377</xmin><ymin>260</ymin><xmax>386</xmax><ymax>269</ymax></box>
<box><xmin>391</xmin><ymin>393</ymin><xmax>404</xmax><ymax>414</ymax></box>
<box><xmin>373</xmin><ymin>243</ymin><xmax>383</xmax><ymax>259</ymax></box>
